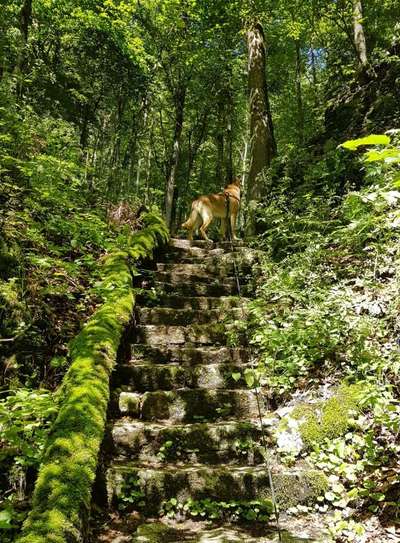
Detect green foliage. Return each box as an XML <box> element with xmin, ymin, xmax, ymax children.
<box><xmin>117</xmin><ymin>475</ymin><xmax>145</xmax><ymax>511</ymax></box>
<box><xmin>16</xmin><ymin>213</ymin><xmax>168</xmax><ymax>543</ymax></box>
<box><xmin>0</xmin><ymin>390</ymin><xmax>58</xmax><ymax>537</ymax></box>
<box><xmin>0</xmin><ymin>389</ymin><xmax>57</xmax><ymax>471</ymax></box>
<box><xmin>245</xmin><ymin>133</ymin><xmax>400</xmax><ymax>538</ymax></box>
<box><xmin>340</xmin><ymin>134</ymin><xmax>391</xmax><ymax>150</ymax></box>
<box><xmin>162</xmin><ymin>497</ymin><xmax>273</xmax><ymax>522</ymax></box>
<box><xmin>309</xmin><ymin>382</ymin><xmax>400</xmax><ymax>537</ymax></box>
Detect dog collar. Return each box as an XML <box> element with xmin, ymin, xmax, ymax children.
<box><xmin>224</xmin><ymin>192</ymin><xmax>240</xmax><ymax>203</ymax></box>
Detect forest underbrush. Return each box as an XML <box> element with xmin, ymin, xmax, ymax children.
<box><xmin>0</xmin><ymin>86</ymin><xmax>147</xmax><ymax>538</ymax></box>
<box><xmin>242</xmin><ymin>135</ymin><xmax>400</xmax><ymax>542</ymax></box>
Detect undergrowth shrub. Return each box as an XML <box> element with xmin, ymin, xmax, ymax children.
<box><xmin>244</xmin><ymin>133</ymin><xmax>400</xmax><ymax>538</ymax></box>
<box><xmin>245</xmin><ymin>133</ymin><xmax>400</xmax><ymax>397</ymax></box>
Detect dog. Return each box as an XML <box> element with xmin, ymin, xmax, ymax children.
<box><xmin>181</xmin><ymin>178</ymin><xmax>240</xmax><ymax>241</ymax></box>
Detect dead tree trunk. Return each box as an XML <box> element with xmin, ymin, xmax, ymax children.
<box><xmin>246</xmin><ymin>21</ymin><xmax>276</xmax><ymax>235</ymax></box>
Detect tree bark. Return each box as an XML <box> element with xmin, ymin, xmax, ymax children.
<box><xmin>16</xmin><ymin>0</ymin><xmax>32</xmax><ymax>95</ymax></box>
<box><xmin>215</xmin><ymin>100</ymin><xmax>224</xmax><ymax>184</ymax></box>
<box><xmin>246</xmin><ymin>21</ymin><xmax>276</xmax><ymax>234</ymax></box>
<box><xmin>295</xmin><ymin>41</ymin><xmax>304</xmax><ymax>144</ymax></box>
<box><xmin>225</xmin><ymin>81</ymin><xmax>234</xmax><ymax>182</ymax></box>
<box><xmin>165</xmin><ymin>85</ymin><xmax>186</xmax><ymax>229</ymax></box>
<box><xmin>353</xmin><ymin>0</ymin><xmax>368</xmax><ymax>66</ymax></box>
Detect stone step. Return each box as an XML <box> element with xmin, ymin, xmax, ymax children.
<box><xmin>159</xmin><ymin>250</ymin><xmax>259</xmax><ymax>272</ymax></box>
<box><xmin>112</xmin><ymin>419</ymin><xmax>267</xmax><ymax>464</ymax></box>
<box><xmin>128</xmin><ymin>345</ymin><xmax>250</xmax><ymax>366</ymax></box>
<box><xmin>107</xmin><ymin>462</ymin><xmax>328</xmax><ymax>516</ymax></box>
<box><xmin>153</xmin><ymin>280</ymin><xmax>242</xmax><ymax>297</ymax></box>
<box><xmin>162</xmin><ymin>247</ymin><xmax>227</xmax><ymax>262</ymax></box>
<box><xmin>131</xmin><ymin>518</ymin><xmax>330</xmax><ymax>543</ymax></box>
<box><xmin>136</xmin><ymin>295</ymin><xmax>249</xmax><ymax>310</ymax></box>
<box><xmin>169</xmin><ymin>239</ymin><xmax>246</xmax><ymax>250</ymax></box>
<box><xmin>157</xmin><ymin>262</ymin><xmax>234</xmax><ymax>277</ymax></box>
<box><xmin>154</xmin><ymin>270</ymin><xmax>243</xmax><ymax>286</ymax></box>
<box><xmin>117</xmin><ymin>389</ymin><xmax>263</xmax><ymax>422</ymax></box>
<box><xmin>115</xmin><ymin>362</ymin><xmax>252</xmax><ymax>392</ymax></box>
<box><xmin>135</xmin><ymin>307</ymin><xmax>245</xmax><ymax>326</ymax></box>
<box><xmin>135</xmin><ymin>324</ymin><xmax>242</xmax><ymax>346</ymax></box>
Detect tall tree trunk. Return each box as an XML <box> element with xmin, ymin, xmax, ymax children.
<box><xmin>165</xmin><ymin>85</ymin><xmax>186</xmax><ymax>229</ymax></box>
<box><xmin>16</xmin><ymin>0</ymin><xmax>32</xmax><ymax>95</ymax></box>
<box><xmin>295</xmin><ymin>41</ymin><xmax>304</xmax><ymax>144</ymax></box>
<box><xmin>225</xmin><ymin>80</ymin><xmax>234</xmax><ymax>182</ymax></box>
<box><xmin>19</xmin><ymin>0</ymin><xmax>32</xmax><ymax>43</ymax></box>
<box><xmin>215</xmin><ymin>101</ymin><xmax>224</xmax><ymax>184</ymax></box>
<box><xmin>246</xmin><ymin>21</ymin><xmax>276</xmax><ymax>235</ymax></box>
<box><xmin>310</xmin><ymin>46</ymin><xmax>317</xmax><ymax>86</ymax></box>
<box><xmin>353</xmin><ymin>0</ymin><xmax>368</xmax><ymax>66</ymax></box>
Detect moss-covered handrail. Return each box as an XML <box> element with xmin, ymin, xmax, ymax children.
<box><xmin>17</xmin><ymin>211</ymin><xmax>169</xmax><ymax>543</ymax></box>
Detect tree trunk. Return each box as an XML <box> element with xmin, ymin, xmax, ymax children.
<box><xmin>295</xmin><ymin>41</ymin><xmax>304</xmax><ymax>144</ymax></box>
<box><xmin>353</xmin><ymin>0</ymin><xmax>368</xmax><ymax>66</ymax></box>
<box><xmin>246</xmin><ymin>21</ymin><xmax>276</xmax><ymax>235</ymax></box>
<box><xmin>215</xmin><ymin>123</ymin><xmax>224</xmax><ymax>185</ymax></box>
<box><xmin>16</xmin><ymin>0</ymin><xmax>32</xmax><ymax>95</ymax></box>
<box><xmin>165</xmin><ymin>85</ymin><xmax>186</xmax><ymax>229</ymax></box>
<box><xmin>225</xmin><ymin>81</ymin><xmax>234</xmax><ymax>182</ymax></box>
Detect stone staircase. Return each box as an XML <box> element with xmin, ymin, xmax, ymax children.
<box><xmin>94</xmin><ymin>239</ymin><xmax>328</xmax><ymax>543</ymax></box>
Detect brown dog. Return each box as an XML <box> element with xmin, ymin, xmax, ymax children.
<box><xmin>181</xmin><ymin>178</ymin><xmax>240</xmax><ymax>241</ymax></box>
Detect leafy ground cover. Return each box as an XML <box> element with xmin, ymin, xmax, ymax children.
<box><xmin>240</xmin><ymin>135</ymin><xmax>400</xmax><ymax>541</ymax></box>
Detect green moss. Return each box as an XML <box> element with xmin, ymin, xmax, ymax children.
<box><xmin>304</xmin><ymin>469</ymin><xmax>329</xmax><ymax>497</ymax></box>
<box><xmin>292</xmin><ymin>383</ymin><xmax>364</xmax><ymax>448</ymax></box>
<box><xmin>17</xmin><ymin>212</ymin><xmax>168</xmax><ymax>543</ymax></box>
<box><xmin>134</xmin><ymin>522</ymin><xmax>181</xmax><ymax>543</ymax></box>
<box><xmin>274</xmin><ymin>469</ymin><xmax>328</xmax><ymax>508</ymax></box>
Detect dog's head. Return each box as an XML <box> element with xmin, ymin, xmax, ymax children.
<box><xmin>225</xmin><ymin>177</ymin><xmax>241</xmax><ymax>189</ymax></box>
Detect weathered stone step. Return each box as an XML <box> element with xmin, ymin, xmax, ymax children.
<box><xmin>169</xmin><ymin>238</ymin><xmax>246</xmax><ymax>250</ymax></box>
<box><xmin>115</xmin><ymin>362</ymin><xmax>252</xmax><ymax>391</ymax></box>
<box><xmin>112</xmin><ymin>419</ymin><xmax>267</xmax><ymax>464</ymax></box>
<box><xmin>135</xmin><ymin>324</ymin><xmax>242</xmax><ymax>346</ymax></box>
<box><xmin>136</xmin><ymin>295</ymin><xmax>249</xmax><ymax>310</ymax></box>
<box><xmin>162</xmin><ymin>247</ymin><xmax>227</xmax><ymax>262</ymax></box>
<box><xmin>157</xmin><ymin>262</ymin><xmax>234</xmax><ymax>277</ymax></box>
<box><xmin>153</xmin><ymin>280</ymin><xmax>243</xmax><ymax>297</ymax></box>
<box><xmin>135</xmin><ymin>307</ymin><xmax>245</xmax><ymax>326</ymax></box>
<box><xmin>131</xmin><ymin>519</ymin><xmax>331</xmax><ymax>543</ymax></box>
<box><xmin>129</xmin><ymin>345</ymin><xmax>250</xmax><ymax>365</ymax></box>
<box><xmin>159</xmin><ymin>249</ymin><xmax>259</xmax><ymax>271</ymax></box>
<box><xmin>155</xmin><ymin>270</ymin><xmax>243</xmax><ymax>286</ymax></box>
<box><xmin>107</xmin><ymin>462</ymin><xmax>328</xmax><ymax>515</ymax></box>
<box><xmin>117</xmin><ymin>389</ymin><xmax>263</xmax><ymax>422</ymax></box>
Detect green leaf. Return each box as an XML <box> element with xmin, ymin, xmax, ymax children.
<box><xmin>0</xmin><ymin>509</ymin><xmax>13</xmax><ymax>529</ymax></box>
<box><xmin>340</xmin><ymin>134</ymin><xmax>390</xmax><ymax>151</ymax></box>
<box><xmin>244</xmin><ymin>370</ymin><xmax>255</xmax><ymax>388</ymax></box>
<box><xmin>364</xmin><ymin>149</ymin><xmax>400</xmax><ymax>163</ymax></box>
<box><xmin>231</xmin><ymin>372</ymin><xmax>241</xmax><ymax>382</ymax></box>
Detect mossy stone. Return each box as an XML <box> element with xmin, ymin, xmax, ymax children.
<box><xmin>292</xmin><ymin>383</ymin><xmax>364</xmax><ymax>448</ymax></box>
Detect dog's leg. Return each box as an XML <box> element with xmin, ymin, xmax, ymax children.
<box><xmin>200</xmin><ymin>213</ymin><xmax>212</xmax><ymax>241</ymax></box>
<box><xmin>230</xmin><ymin>212</ymin><xmax>238</xmax><ymax>240</ymax></box>
<box><xmin>220</xmin><ymin>218</ymin><xmax>227</xmax><ymax>240</ymax></box>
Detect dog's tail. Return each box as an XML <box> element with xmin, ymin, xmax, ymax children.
<box><xmin>181</xmin><ymin>201</ymin><xmax>201</xmax><ymax>230</ymax></box>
